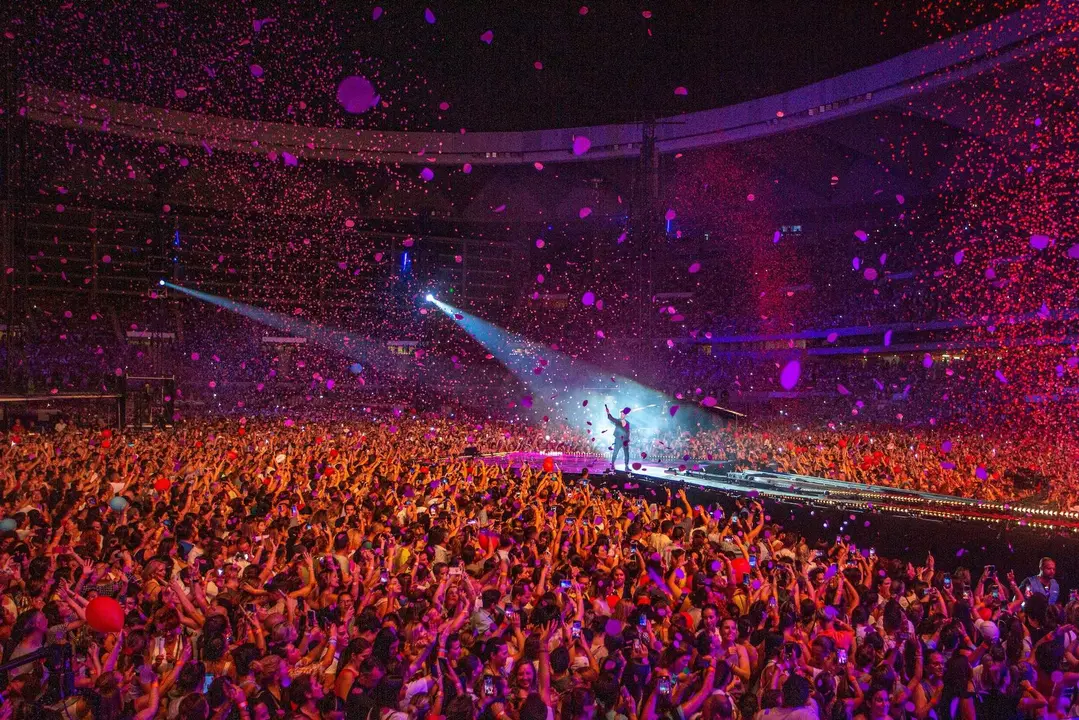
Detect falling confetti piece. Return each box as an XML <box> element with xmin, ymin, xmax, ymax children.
<box><xmin>1030</xmin><ymin>233</ymin><xmax>1053</xmax><ymax>250</ymax></box>
<box><xmin>581</xmin><ymin>291</ymin><xmax>595</xmax><ymax>306</ymax></box>
<box><xmin>572</xmin><ymin>136</ymin><xmax>591</xmax><ymax>156</ymax></box>
<box><xmin>854</xmin><ymin>230</ymin><xmax>868</xmax><ymax>242</ymax></box>
<box><xmin>424</xmin><ymin>8</ymin><xmax>436</xmax><ymax>23</ymax></box>
<box><xmin>480</xmin><ymin>30</ymin><xmax>493</xmax><ymax>44</ymax></box>
<box><xmin>779</xmin><ymin>360</ymin><xmax>801</xmax><ymax>391</ymax></box>
<box><xmin>687</xmin><ymin>262</ymin><xmax>700</xmax><ymax>274</ymax></box>
<box><xmin>336</xmin><ymin>75</ymin><xmax>380</xmax><ymax>114</ymax></box>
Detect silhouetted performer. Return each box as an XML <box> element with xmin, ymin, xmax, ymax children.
<box><xmin>606</xmin><ymin>404</ymin><xmax>630</xmax><ymax>472</ymax></box>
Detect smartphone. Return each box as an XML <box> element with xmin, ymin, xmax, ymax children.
<box><xmin>748</xmin><ymin>555</ymin><xmax>757</xmax><ymax>569</ymax></box>
<box><xmin>743</xmin><ymin>574</ymin><xmax>751</xmax><ymax>587</ymax></box>
<box><xmin>723</xmin><ymin>536</ymin><xmax>734</xmax><ymax>544</ymax></box>
<box><xmin>307</xmin><ymin>609</ymin><xmax>317</xmax><ymax>626</ymax></box>
<box><xmin>572</xmin><ymin>621</ymin><xmax>582</xmax><ymax>639</ymax></box>
<box><xmin>202</xmin><ymin>673</ymin><xmax>215</xmax><ymax>693</ymax></box>
<box><xmin>942</xmin><ymin>574</ymin><xmax>952</xmax><ymax>590</ymax></box>
<box><xmin>565</xmin><ymin>517</ymin><xmax>575</xmax><ymax>525</ymax></box>
<box><xmin>639</xmin><ymin>614</ymin><xmax>648</xmax><ymax>627</ymax></box>
<box><xmin>504</xmin><ymin>606</ymin><xmax>514</xmax><ymax>619</ymax></box>
<box><xmin>380</xmin><ymin>570</ymin><xmax>390</xmax><ymax>584</ymax></box>
<box><xmin>560</xmin><ymin>579</ymin><xmax>572</xmax><ymax>590</ymax></box>
<box><xmin>483</xmin><ymin>675</ymin><xmax>495</xmax><ymax>697</ymax></box>
<box><xmin>769</xmin><ymin>597</ymin><xmax>777</xmax><ymax>608</ymax></box>
<box><xmin>1070</xmin><ymin>589</ymin><xmax>1079</xmax><ymax>603</ymax></box>
<box><xmin>991</xmin><ymin>586</ymin><xmax>1000</xmax><ymax>600</ymax></box>
<box><xmin>449</xmin><ymin>567</ymin><xmax>462</xmax><ymax>577</ymax></box>
<box><xmin>216</xmin><ymin>568</ymin><xmax>223</xmax><ymax>576</ymax></box>
<box><xmin>658</xmin><ymin>677</ymin><xmax>672</xmax><ymax>696</ymax></box>
<box><xmin>630</xmin><ymin>540</ymin><xmax>639</xmax><ymax>553</ymax></box>
<box><xmin>837</xmin><ymin>648</ymin><xmax>848</xmax><ymax>665</ymax></box>
<box><xmin>869</xmin><ymin>548</ymin><xmax>876</xmax><ymax>557</ymax></box>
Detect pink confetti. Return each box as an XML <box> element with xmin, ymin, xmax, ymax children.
<box><xmin>826</xmin><ymin>332</ymin><xmax>838</xmax><ymax>343</ymax></box>
<box><xmin>669</xmin><ymin>405</ymin><xmax>679</xmax><ymax>416</ymax></box>
<box><xmin>535</xmin><ymin>239</ymin><xmax>545</xmax><ymax>248</ymax></box>
<box><xmin>863</xmin><ymin>268</ymin><xmax>878</xmax><ymax>281</ymax></box>
<box><xmin>579</xmin><ymin>207</ymin><xmax>592</xmax><ymax>218</ymax></box>
<box><xmin>773</xmin><ymin>230</ymin><xmax>782</xmax><ymax>243</ymax></box>
<box><xmin>674</xmin><ymin>86</ymin><xmax>687</xmax><ymax>96</ymax></box>
<box><xmin>953</xmin><ymin>250</ymin><xmax>964</xmax><ymax>265</ymax></box>
<box><xmin>854</xmin><ymin>230</ymin><xmax>868</xmax><ymax>242</ymax></box>
<box><xmin>462</xmin><ymin>163</ymin><xmax>473</xmax><ymax>174</ymax></box>
<box><xmin>420</xmin><ymin>167</ymin><xmax>434</xmax><ymax>181</ymax></box>
<box><xmin>174</xmin><ymin>88</ymin><xmax>187</xmax><ymax>99</ymax></box>
<box><xmin>336</xmin><ymin>76</ymin><xmax>380</xmax><ymax>114</ymax></box>
<box><xmin>687</xmin><ymin>262</ymin><xmax>700</xmax><ymax>274</ymax></box>
<box><xmin>480</xmin><ymin>30</ymin><xmax>493</xmax><ymax>44</ymax></box>
<box><xmin>533</xmin><ymin>61</ymin><xmax>544</xmax><ymax>70</ymax></box>
<box><xmin>664</xmin><ymin>209</ymin><xmax>676</xmax><ymax>221</ymax></box>
<box><xmin>581</xmin><ymin>291</ymin><xmax>595</xmax><ymax>306</ymax></box>
<box><xmin>994</xmin><ymin>370</ymin><xmax>1008</xmax><ymax>384</ymax></box>
<box><xmin>779</xmin><ymin>360</ymin><xmax>801</xmax><ymax>390</ymax></box>
<box><xmin>424</xmin><ymin>8</ymin><xmax>436</xmax><ymax>23</ymax></box>
<box><xmin>572</xmin><ymin>136</ymin><xmax>591</xmax><ymax>156</ymax></box>
<box><xmin>372</xmin><ymin>6</ymin><xmax>383</xmax><ymax>20</ymax></box>
<box><xmin>923</xmin><ymin>353</ymin><xmax>933</xmax><ymax>368</ymax></box>
<box><xmin>1030</xmin><ymin>233</ymin><xmax>1053</xmax><ymax>250</ymax></box>
<box><xmin>249</xmin><ymin>64</ymin><xmax>264</xmax><ymax>78</ymax></box>
<box><xmin>102</xmin><ymin>255</ymin><xmax>112</xmax><ymax>264</ymax></box>
<box><xmin>701</xmin><ymin>396</ymin><xmax>717</xmax><ymax>407</ymax></box>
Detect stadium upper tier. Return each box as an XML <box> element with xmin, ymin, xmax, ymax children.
<box><xmin>23</xmin><ymin>1</ymin><xmax>1077</xmax><ymax>166</ymax></box>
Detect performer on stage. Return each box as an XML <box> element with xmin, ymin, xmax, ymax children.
<box><xmin>605</xmin><ymin>404</ymin><xmax>631</xmax><ymax>472</ymax></box>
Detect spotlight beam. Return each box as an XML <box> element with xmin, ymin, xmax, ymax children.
<box><xmin>432</xmin><ymin>299</ymin><xmax>705</xmax><ymax>452</ymax></box>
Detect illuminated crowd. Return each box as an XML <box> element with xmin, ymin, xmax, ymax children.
<box><xmin>0</xmin><ymin>416</ymin><xmax>1077</xmax><ymax>720</ymax></box>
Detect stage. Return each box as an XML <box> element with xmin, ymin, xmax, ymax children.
<box><xmin>474</xmin><ymin>451</ymin><xmax>1079</xmax><ymax>535</ymax></box>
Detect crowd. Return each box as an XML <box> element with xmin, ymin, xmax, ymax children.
<box><xmin>639</xmin><ymin>422</ymin><xmax>1079</xmax><ymax>508</ymax></box>
<box><xmin>1</xmin><ymin>415</ymin><xmax>1078</xmax><ymax>720</ymax></box>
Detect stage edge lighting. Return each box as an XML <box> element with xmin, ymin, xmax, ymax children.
<box><xmin>425</xmin><ymin>293</ymin><xmax>435</xmax><ymax>302</ymax></box>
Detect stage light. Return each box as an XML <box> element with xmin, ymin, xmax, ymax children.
<box><xmin>425</xmin><ymin>293</ymin><xmax>435</xmax><ymax>302</ymax></box>
<box><xmin>159</xmin><ymin>279</ymin><xmax>165</xmax><ymax>286</ymax></box>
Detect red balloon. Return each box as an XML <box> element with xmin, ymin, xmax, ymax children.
<box><xmin>154</xmin><ymin>477</ymin><xmax>170</xmax><ymax>492</ymax></box>
<box><xmin>86</xmin><ymin>597</ymin><xmax>125</xmax><ymax>633</ymax></box>
<box><xmin>101</xmin><ymin>439</ymin><xmax>111</xmax><ymax>449</ymax></box>
<box><xmin>542</xmin><ymin>457</ymin><xmax>555</xmax><ymax>473</ymax></box>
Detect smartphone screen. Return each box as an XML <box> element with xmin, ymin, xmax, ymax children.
<box><xmin>837</xmin><ymin>649</ymin><xmax>848</xmax><ymax>665</ymax></box>
<box><xmin>483</xmin><ymin>675</ymin><xmax>495</xmax><ymax>697</ymax></box>
<box><xmin>658</xmin><ymin>677</ymin><xmax>672</xmax><ymax>696</ymax></box>
<box><xmin>202</xmin><ymin>673</ymin><xmax>215</xmax><ymax>693</ymax></box>
<box><xmin>748</xmin><ymin>555</ymin><xmax>757</xmax><ymax>568</ymax></box>
<box><xmin>571</xmin><ymin>621</ymin><xmax>582</xmax><ymax>638</ymax></box>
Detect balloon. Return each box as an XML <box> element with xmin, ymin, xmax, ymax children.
<box><xmin>101</xmin><ymin>439</ymin><xmax>111</xmax><ymax>449</ymax></box>
<box><xmin>0</xmin><ymin>518</ymin><xmax>16</xmax><ymax>532</ymax></box>
<box><xmin>153</xmin><ymin>477</ymin><xmax>170</xmax><ymax>492</ymax></box>
<box><xmin>542</xmin><ymin>457</ymin><xmax>555</xmax><ymax>473</ymax></box>
<box><xmin>108</xmin><ymin>496</ymin><xmax>129</xmax><ymax>512</ymax></box>
<box><xmin>85</xmin><ymin>597</ymin><xmax>125</xmax><ymax>633</ymax></box>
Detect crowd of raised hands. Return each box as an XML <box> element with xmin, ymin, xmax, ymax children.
<box><xmin>0</xmin><ymin>416</ymin><xmax>1077</xmax><ymax>720</ymax></box>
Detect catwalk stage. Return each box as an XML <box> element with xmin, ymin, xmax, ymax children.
<box><xmin>473</xmin><ymin>451</ymin><xmax>1079</xmax><ymax>535</ymax></box>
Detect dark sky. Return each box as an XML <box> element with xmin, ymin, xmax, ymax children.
<box><xmin>9</xmin><ymin>0</ymin><xmax>1025</xmax><ymax>132</ymax></box>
